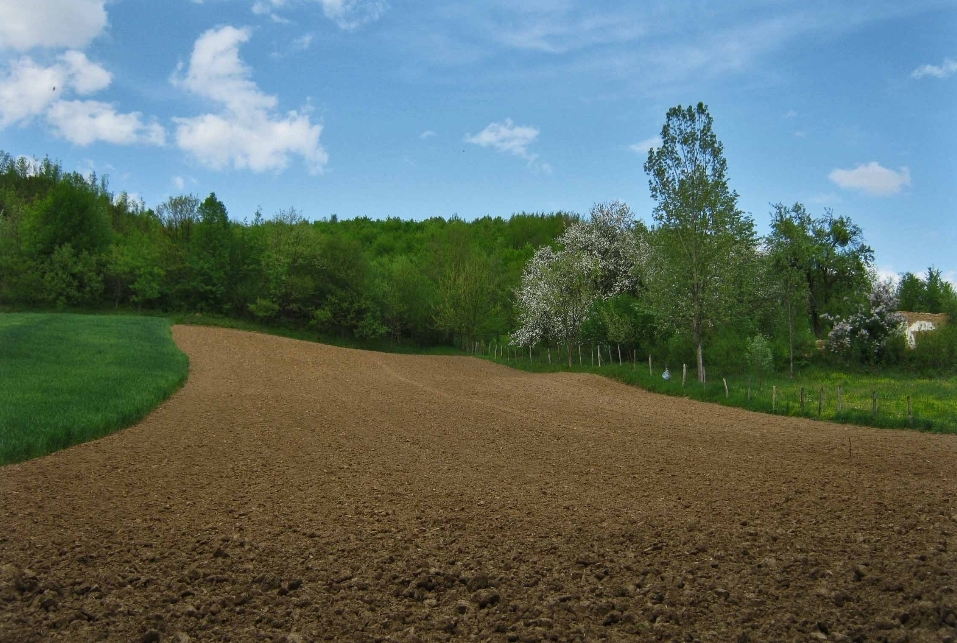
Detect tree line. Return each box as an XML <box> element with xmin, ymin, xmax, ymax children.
<box><xmin>511</xmin><ymin>103</ymin><xmax>956</xmax><ymax>376</ymax></box>
<box><xmin>1</xmin><ymin>102</ymin><xmax>954</xmax><ymax>375</ymax></box>
<box><xmin>0</xmin><ymin>152</ymin><xmax>571</xmax><ymax>348</ymax></box>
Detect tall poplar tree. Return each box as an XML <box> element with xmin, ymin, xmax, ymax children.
<box><xmin>644</xmin><ymin>103</ymin><xmax>756</xmax><ymax>382</ymax></box>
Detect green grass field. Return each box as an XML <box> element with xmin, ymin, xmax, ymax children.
<box><xmin>0</xmin><ymin>313</ymin><xmax>189</xmax><ymax>465</ymax></box>
<box><xmin>485</xmin><ymin>348</ymin><xmax>957</xmax><ymax>434</ymax></box>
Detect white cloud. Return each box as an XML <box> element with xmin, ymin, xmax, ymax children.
<box><xmin>272</xmin><ymin>33</ymin><xmax>314</xmax><ymax>59</ymax></box>
<box><xmin>0</xmin><ymin>57</ymin><xmax>64</xmax><ymax>126</ymax></box>
<box><xmin>807</xmin><ymin>192</ymin><xmax>842</xmax><ymax>206</ymax></box>
<box><xmin>252</xmin><ymin>0</ymin><xmax>291</xmax><ymax>24</ymax></box>
<box><xmin>873</xmin><ymin>265</ymin><xmax>899</xmax><ymax>287</ymax></box>
<box><xmin>629</xmin><ymin>136</ymin><xmax>661</xmax><ymax>155</ymax></box>
<box><xmin>911</xmin><ymin>57</ymin><xmax>957</xmax><ymax>80</ymax></box>
<box><xmin>250</xmin><ymin>0</ymin><xmax>387</xmax><ymax>29</ymax></box>
<box><xmin>784</xmin><ymin>110</ymin><xmax>798</xmax><ymax>119</ymax></box>
<box><xmin>318</xmin><ymin>0</ymin><xmax>388</xmax><ymax>30</ymax></box>
<box><xmin>46</xmin><ymin>100</ymin><xmax>166</xmax><ymax>146</ymax></box>
<box><xmin>420</xmin><ymin>129</ymin><xmax>436</xmax><ymax>139</ymax></box>
<box><xmin>173</xmin><ymin>26</ymin><xmax>327</xmax><ymax>174</ymax></box>
<box><xmin>828</xmin><ymin>162</ymin><xmax>912</xmax><ymax>197</ymax></box>
<box><xmin>0</xmin><ymin>0</ymin><xmax>107</xmax><ymax>51</ymax></box>
<box><xmin>60</xmin><ymin>50</ymin><xmax>112</xmax><ymax>94</ymax></box>
<box><xmin>291</xmin><ymin>33</ymin><xmax>314</xmax><ymax>51</ymax></box>
<box><xmin>173</xmin><ymin>27</ymin><xmax>276</xmax><ymax>115</ymax></box>
<box><xmin>465</xmin><ymin>118</ymin><xmax>540</xmax><ymax>161</ymax></box>
<box><xmin>173</xmin><ymin>176</ymin><xmax>186</xmax><ymax>191</ymax></box>
<box><xmin>0</xmin><ymin>51</ymin><xmax>111</xmax><ymax>127</ymax></box>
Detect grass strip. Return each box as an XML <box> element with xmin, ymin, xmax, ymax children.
<box><xmin>485</xmin><ymin>352</ymin><xmax>957</xmax><ymax>434</ymax></box>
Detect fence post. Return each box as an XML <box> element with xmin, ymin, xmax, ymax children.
<box><xmin>818</xmin><ymin>387</ymin><xmax>823</xmax><ymax>417</ymax></box>
<box><xmin>773</xmin><ymin>386</ymin><xmax>777</xmax><ymax>411</ymax></box>
<box><xmin>648</xmin><ymin>354</ymin><xmax>653</xmax><ymax>377</ymax></box>
<box><xmin>723</xmin><ymin>378</ymin><xmax>729</xmax><ymax>398</ymax></box>
<box><xmin>547</xmin><ymin>348</ymin><xmax>551</xmax><ymax>365</ymax></box>
<box><xmin>837</xmin><ymin>384</ymin><xmax>843</xmax><ymax>413</ymax></box>
<box><xmin>618</xmin><ymin>344</ymin><xmax>622</xmax><ymax>365</ymax></box>
<box><xmin>682</xmin><ymin>364</ymin><xmax>687</xmax><ymax>387</ymax></box>
<box><xmin>908</xmin><ymin>395</ymin><xmax>913</xmax><ymax>427</ymax></box>
<box><xmin>872</xmin><ymin>390</ymin><xmax>877</xmax><ymax>419</ymax></box>
<box><xmin>633</xmin><ymin>349</ymin><xmax>636</xmax><ymax>370</ymax></box>
<box><xmin>800</xmin><ymin>387</ymin><xmax>805</xmax><ymax>413</ymax></box>
<box><xmin>597</xmin><ymin>345</ymin><xmax>602</xmax><ymax>367</ymax></box>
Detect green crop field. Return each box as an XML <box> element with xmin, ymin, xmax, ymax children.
<box><xmin>0</xmin><ymin>313</ymin><xmax>189</xmax><ymax>465</ymax></box>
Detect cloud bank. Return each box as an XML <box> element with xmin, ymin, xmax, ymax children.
<box><xmin>172</xmin><ymin>26</ymin><xmax>328</xmax><ymax>174</ymax></box>
<box><xmin>829</xmin><ymin>162</ymin><xmax>911</xmax><ymax>196</ymax></box>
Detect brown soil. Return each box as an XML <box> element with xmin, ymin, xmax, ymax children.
<box><xmin>2</xmin><ymin>327</ymin><xmax>957</xmax><ymax>643</ymax></box>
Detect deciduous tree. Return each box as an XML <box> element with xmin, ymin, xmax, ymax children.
<box><xmin>644</xmin><ymin>102</ymin><xmax>756</xmax><ymax>382</ymax></box>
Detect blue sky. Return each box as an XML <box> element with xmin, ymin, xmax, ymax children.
<box><xmin>1</xmin><ymin>0</ymin><xmax>955</xmax><ymax>281</ymax></box>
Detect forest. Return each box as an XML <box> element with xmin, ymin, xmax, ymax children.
<box><xmin>1</xmin><ymin>104</ymin><xmax>955</xmax><ymax>376</ymax></box>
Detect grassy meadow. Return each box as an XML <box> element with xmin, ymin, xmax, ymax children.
<box><xmin>0</xmin><ymin>313</ymin><xmax>189</xmax><ymax>465</ymax></box>
<box><xmin>484</xmin><ymin>347</ymin><xmax>957</xmax><ymax>434</ymax></box>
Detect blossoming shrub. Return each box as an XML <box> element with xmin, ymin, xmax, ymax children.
<box><xmin>825</xmin><ymin>281</ymin><xmax>906</xmax><ymax>365</ymax></box>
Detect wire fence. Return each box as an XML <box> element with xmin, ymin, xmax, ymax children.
<box><xmin>470</xmin><ymin>340</ymin><xmax>957</xmax><ymax>434</ymax></box>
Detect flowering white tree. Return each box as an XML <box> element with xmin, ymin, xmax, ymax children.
<box><xmin>511</xmin><ymin>201</ymin><xmax>644</xmax><ymax>365</ymax></box>
<box><xmin>825</xmin><ymin>280</ymin><xmax>906</xmax><ymax>364</ymax></box>
<box><xmin>560</xmin><ymin>200</ymin><xmax>644</xmax><ymax>297</ymax></box>
<box><xmin>511</xmin><ymin>247</ymin><xmax>598</xmax><ymax>366</ymax></box>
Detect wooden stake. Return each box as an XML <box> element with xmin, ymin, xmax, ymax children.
<box><xmin>818</xmin><ymin>387</ymin><xmax>823</xmax><ymax>417</ymax></box>
<box><xmin>837</xmin><ymin>384</ymin><xmax>843</xmax><ymax>413</ymax></box>
<box><xmin>578</xmin><ymin>343</ymin><xmax>582</xmax><ymax>365</ymax></box>
<box><xmin>617</xmin><ymin>344</ymin><xmax>622</xmax><ymax>365</ymax></box>
<box><xmin>800</xmin><ymin>387</ymin><xmax>805</xmax><ymax>413</ymax></box>
<box><xmin>682</xmin><ymin>364</ymin><xmax>687</xmax><ymax>387</ymax></box>
<box><xmin>548</xmin><ymin>348</ymin><xmax>551</xmax><ymax>364</ymax></box>
<box><xmin>772</xmin><ymin>386</ymin><xmax>777</xmax><ymax>411</ymax></box>
<box><xmin>872</xmin><ymin>390</ymin><xmax>877</xmax><ymax>418</ymax></box>
<box><xmin>723</xmin><ymin>378</ymin><xmax>729</xmax><ymax>398</ymax></box>
<box><xmin>908</xmin><ymin>395</ymin><xmax>913</xmax><ymax>427</ymax></box>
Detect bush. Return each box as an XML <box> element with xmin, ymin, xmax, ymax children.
<box><xmin>825</xmin><ymin>281</ymin><xmax>905</xmax><ymax>366</ymax></box>
<box><xmin>907</xmin><ymin>325</ymin><xmax>957</xmax><ymax>373</ymax></box>
<box><xmin>745</xmin><ymin>335</ymin><xmax>774</xmax><ymax>376</ymax></box>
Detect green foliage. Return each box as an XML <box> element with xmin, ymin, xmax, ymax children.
<box><xmin>187</xmin><ymin>193</ymin><xmax>233</xmax><ymax>312</ymax></box>
<box><xmin>24</xmin><ymin>174</ymin><xmax>112</xmax><ymax>256</ymax></box>
<box><xmin>898</xmin><ymin>267</ymin><xmax>957</xmax><ymax>317</ymax></box>
<box><xmin>745</xmin><ymin>335</ymin><xmax>774</xmax><ymax>376</ymax></box>
<box><xmin>0</xmin><ymin>313</ymin><xmax>189</xmax><ymax>464</ymax></box>
<box><xmin>903</xmin><ymin>324</ymin><xmax>957</xmax><ymax>373</ymax></box>
<box><xmin>0</xmin><ymin>150</ymin><xmax>572</xmax><ymax>351</ymax></box>
<box><xmin>42</xmin><ymin>244</ymin><xmax>104</xmax><ymax>308</ymax></box>
<box><xmin>644</xmin><ymin>102</ymin><xmax>757</xmax><ymax>381</ymax></box>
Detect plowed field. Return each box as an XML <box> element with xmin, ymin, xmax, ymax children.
<box><xmin>2</xmin><ymin>327</ymin><xmax>956</xmax><ymax>643</ymax></box>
